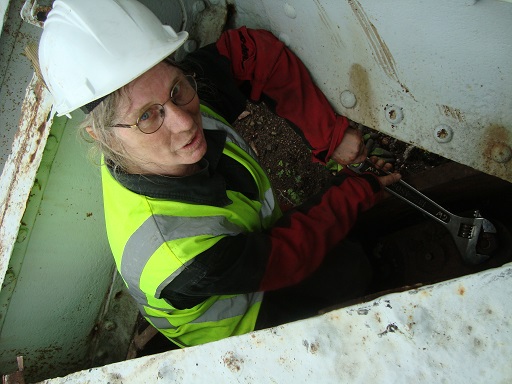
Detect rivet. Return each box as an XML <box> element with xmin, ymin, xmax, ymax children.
<box><xmin>103</xmin><ymin>321</ymin><xmax>117</xmax><ymax>331</ymax></box>
<box><xmin>278</xmin><ymin>33</ymin><xmax>290</xmax><ymax>46</ymax></box>
<box><xmin>490</xmin><ymin>143</ymin><xmax>512</xmax><ymax>163</ymax></box>
<box><xmin>434</xmin><ymin>125</ymin><xmax>453</xmax><ymax>143</ymax></box>
<box><xmin>340</xmin><ymin>90</ymin><xmax>357</xmax><ymax>109</ymax></box>
<box><xmin>193</xmin><ymin>1</ymin><xmax>206</xmax><ymax>14</ymax></box>
<box><xmin>4</xmin><ymin>268</ymin><xmax>16</xmax><ymax>283</ymax></box>
<box><xmin>384</xmin><ymin>104</ymin><xmax>403</xmax><ymax>124</ymax></box>
<box><xmin>45</xmin><ymin>134</ymin><xmax>58</xmax><ymax>151</ymax></box>
<box><xmin>284</xmin><ymin>3</ymin><xmax>297</xmax><ymax>19</ymax></box>
<box><xmin>183</xmin><ymin>40</ymin><xmax>198</xmax><ymax>53</ymax></box>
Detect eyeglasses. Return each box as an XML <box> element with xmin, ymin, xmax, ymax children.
<box><xmin>114</xmin><ymin>74</ymin><xmax>197</xmax><ymax>134</ymax></box>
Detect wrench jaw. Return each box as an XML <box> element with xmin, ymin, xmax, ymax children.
<box><xmin>348</xmin><ymin>159</ymin><xmax>499</xmax><ymax>265</ymax></box>
<box><xmin>450</xmin><ymin>217</ymin><xmax>497</xmax><ymax>265</ymax></box>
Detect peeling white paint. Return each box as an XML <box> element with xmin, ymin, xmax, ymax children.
<box><xmin>39</xmin><ymin>263</ymin><xmax>512</xmax><ymax>383</ymax></box>
<box><xmin>0</xmin><ymin>75</ymin><xmax>53</xmax><ymax>290</ymax></box>
<box><xmin>1</xmin><ymin>0</ymin><xmax>511</xmax><ymax>381</ymax></box>
<box><xmin>233</xmin><ymin>0</ymin><xmax>512</xmax><ymax>182</ymax></box>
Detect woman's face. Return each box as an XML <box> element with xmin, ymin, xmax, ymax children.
<box><xmin>113</xmin><ymin>62</ymin><xmax>206</xmax><ymax>176</ymax></box>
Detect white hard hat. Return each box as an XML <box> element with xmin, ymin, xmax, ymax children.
<box><xmin>39</xmin><ymin>0</ymin><xmax>188</xmax><ymax>116</ymax></box>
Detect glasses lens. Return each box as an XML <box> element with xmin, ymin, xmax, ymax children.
<box><xmin>171</xmin><ymin>75</ymin><xmax>197</xmax><ymax>106</ymax></box>
<box><xmin>137</xmin><ymin>104</ymin><xmax>164</xmax><ymax>134</ymax></box>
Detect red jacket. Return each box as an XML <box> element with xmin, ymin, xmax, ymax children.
<box><xmin>118</xmin><ymin>27</ymin><xmax>383</xmax><ymax>308</ymax></box>
<box><xmin>216</xmin><ymin>27</ymin><xmax>348</xmax><ymax>164</ymax></box>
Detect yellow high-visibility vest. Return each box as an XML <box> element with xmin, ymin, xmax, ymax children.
<box><xmin>102</xmin><ymin>106</ymin><xmax>281</xmax><ymax>347</ymax></box>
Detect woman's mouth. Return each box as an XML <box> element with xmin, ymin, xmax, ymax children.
<box><xmin>180</xmin><ymin>130</ymin><xmax>201</xmax><ymax>151</ymax></box>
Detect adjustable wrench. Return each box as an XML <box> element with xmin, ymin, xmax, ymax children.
<box><xmin>348</xmin><ymin>158</ymin><xmax>496</xmax><ymax>265</ymax></box>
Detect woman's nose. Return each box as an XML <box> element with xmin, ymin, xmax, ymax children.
<box><xmin>161</xmin><ymin>100</ymin><xmax>197</xmax><ymax>133</ymax></box>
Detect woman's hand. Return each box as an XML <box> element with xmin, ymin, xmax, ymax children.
<box><xmin>330</xmin><ymin>128</ymin><xmax>367</xmax><ymax>165</ymax></box>
<box><xmin>368</xmin><ymin>156</ymin><xmax>401</xmax><ymax>187</ymax></box>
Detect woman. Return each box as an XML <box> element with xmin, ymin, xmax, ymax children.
<box><xmin>40</xmin><ymin>0</ymin><xmax>400</xmax><ymax>348</ymax></box>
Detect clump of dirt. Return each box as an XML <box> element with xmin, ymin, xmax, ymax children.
<box><xmin>233</xmin><ymin>102</ymin><xmax>332</xmax><ymax>209</ymax></box>
<box><xmin>232</xmin><ymin>101</ymin><xmax>448</xmax><ymax>208</ymax></box>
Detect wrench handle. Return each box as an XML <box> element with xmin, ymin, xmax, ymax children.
<box><xmin>348</xmin><ymin>159</ymin><xmax>452</xmax><ymax>224</ymax></box>
<box><xmin>386</xmin><ymin>181</ymin><xmax>451</xmax><ymax>224</ymax></box>
<box><xmin>348</xmin><ymin>159</ymin><xmax>491</xmax><ymax>265</ymax></box>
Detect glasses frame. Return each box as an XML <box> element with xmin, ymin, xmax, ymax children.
<box><xmin>113</xmin><ymin>74</ymin><xmax>197</xmax><ymax>134</ymax></box>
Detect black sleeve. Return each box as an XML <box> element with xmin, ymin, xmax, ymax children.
<box><xmin>181</xmin><ymin>44</ymin><xmax>248</xmax><ymax>124</ymax></box>
<box><xmin>160</xmin><ymin>233</ymin><xmax>270</xmax><ymax>309</ymax></box>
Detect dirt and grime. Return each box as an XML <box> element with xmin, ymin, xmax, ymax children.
<box><xmin>136</xmin><ymin>101</ymin><xmax>512</xmax><ymax>358</ymax></box>
<box><xmin>232</xmin><ymin>101</ymin><xmax>448</xmax><ymax>209</ymax></box>
<box><xmin>232</xmin><ymin>101</ymin><xmax>512</xmax><ymax>294</ymax></box>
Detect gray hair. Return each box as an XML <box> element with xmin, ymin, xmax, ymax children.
<box><xmin>79</xmin><ymin>88</ymin><xmax>136</xmax><ymax>173</ymax></box>
<box><xmin>80</xmin><ymin>58</ymin><xmax>202</xmax><ymax>173</ymax></box>
<box><xmin>80</xmin><ymin>58</ymin><xmax>182</xmax><ymax>173</ymax></box>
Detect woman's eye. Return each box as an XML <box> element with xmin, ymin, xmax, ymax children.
<box><xmin>171</xmin><ymin>82</ymin><xmax>182</xmax><ymax>99</ymax></box>
<box><xmin>139</xmin><ymin>110</ymin><xmax>151</xmax><ymax>121</ymax></box>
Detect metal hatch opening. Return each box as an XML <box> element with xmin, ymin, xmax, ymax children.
<box><xmin>1</xmin><ymin>0</ymin><xmax>511</xmax><ymax>382</ymax></box>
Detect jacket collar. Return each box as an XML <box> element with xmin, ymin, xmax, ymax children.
<box><xmin>109</xmin><ymin>129</ymin><xmax>232</xmax><ymax>207</ymax></box>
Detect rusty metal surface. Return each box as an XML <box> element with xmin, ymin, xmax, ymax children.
<box><xmin>38</xmin><ymin>262</ymin><xmax>512</xmax><ymax>384</ymax></box>
<box><xmin>20</xmin><ymin>0</ymin><xmax>52</xmax><ymax>28</ymax></box>
<box><xmin>231</xmin><ymin>0</ymin><xmax>512</xmax><ymax>182</ymax></box>
<box><xmin>1</xmin><ymin>0</ymin><xmax>510</xmax><ymax>381</ymax></box>
<box><xmin>0</xmin><ymin>2</ymin><xmax>224</xmax><ymax>382</ymax></box>
<box><xmin>0</xmin><ymin>74</ymin><xmax>52</xmax><ymax>292</ymax></box>
<box><xmin>0</xmin><ymin>0</ymin><xmax>44</xmax><ymax>173</ymax></box>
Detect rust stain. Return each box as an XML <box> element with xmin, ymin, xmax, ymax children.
<box><xmin>458</xmin><ymin>286</ymin><xmax>465</xmax><ymax>296</ymax></box>
<box><xmin>0</xmin><ymin>76</ymin><xmax>51</xmax><ymax>286</ymax></box>
<box><xmin>349</xmin><ymin>63</ymin><xmax>378</xmax><ymax>128</ymax></box>
<box><xmin>439</xmin><ymin>105</ymin><xmax>466</xmax><ymax>123</ymax></box>
<box><xmin>303</xmin><ymin>339</ymin><xmax>320</xmax><ymax>354</ymax></box>
<box><xmin>222</xmin><ymin>351</ymin><xmax>244</xmax><ymax>372</ymax></box>
<box><xmin>1</xmin><ymin>79</ymin><xmax>48</xmax><ymax>197</ymax></box>
<box><xmin>348</xmin><ymin>0</ymin><xmax>415</xmax><ymax>100</ymax></box>
<box><xmin>481</xmin><ymin>125</ymin><xmax>512</xmax><ymax>177</ymax></box>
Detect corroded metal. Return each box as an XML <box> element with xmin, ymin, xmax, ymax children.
<box><xmin>20</xmin><ymin>0</ymin><xmax>52</xmax><ymax>27</ymax></box>
<box><xmin>0</xmin><ymin>74</ymin><xmax>53</xmax><ymax>291</ymax></box>
<box><xmin>232</xmin><ymin>0</ymin><xmax>512</xmax><ymax>182</ymax></box>
<box><xmin>38</xmin><ymin>263</ymin><xmax>512</xmax><ymax>383</ymax></box>
<box><xmin>1</xmin><ymin>0</ymin><xmax>511</xmax><ymax>382</ymax></box>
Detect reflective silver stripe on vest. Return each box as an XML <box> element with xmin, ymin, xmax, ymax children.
<box><xmin>138</xmin><ymin>305</ymin><xmax>177</xmax><ymax>330</ymax></box>
<box><xmin>203</xmin><ymin>115</ymin><xmax>258</xmax><ymax>159</ymax></box>
<box><xmin>121</xmin><ymin>214</ymin><xmax>244</xmax><ymax>306</ymax></box>
<box><xmin>141</xmin><ymin>292</ymin><xmax>264</xmax><ymax>331</ymax></box>
<box><xmin>203</xmin><ymin>117</ymin><xmax>276</xmax><ymax>220</ymax></box>
<box><xmin>190</xmin><ymin>292</ymin><xmax>263</xmax><ymax>325</ymax></box>
<box><xmin>260</xmin><ymin>188</ymin><xmax>276</xmax><ymax>220</ymax></box>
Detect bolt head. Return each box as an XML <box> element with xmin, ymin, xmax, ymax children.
<box><xmin>340</xmin><ymin>91</ymin><xmax>357</xmax><ymax>108</ymax></box>
<box><xmin>384</xmin><ymin>104</ymin><xmax>404</xmax><ymax>124</ymax></box>
<box><xmin>103</xmin><ymin>321</ymin><xmax>117</xmax><ymax>331</ymax></box>
<box><xmin>434</xmin><ymin>125</ymin><xmax>453</xmax><ymax>143</ymax></box>
<box><xmin>283</xmin><ymin>4</ymin><xmax>297</xmax><ymax>19</ymax></box>
<box><xmin>278</xmin><ymin>33</ymin><xmax>290</xmax><ymax>46</ymax></box>
<box><xmin>490</xmin><ymin>143</ymin><xmax>512</xmax><ymax>163</ymax></box>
